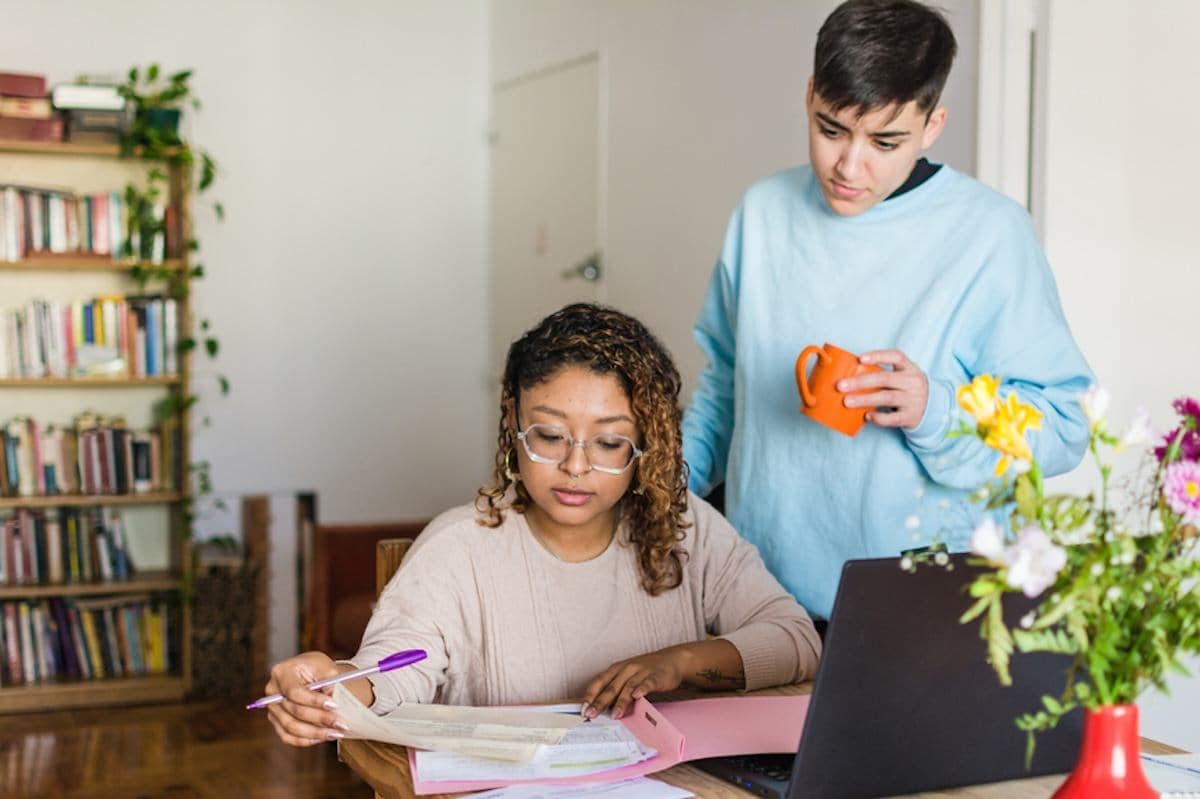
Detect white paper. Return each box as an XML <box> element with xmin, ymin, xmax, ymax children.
<box><xmin>469</xmin><ymin>777</ymin><xmax>694</xmax><ymax>799</ymax></box>
<box><xmin>331</xmin><ymin>683</ymin><xmax>580</xmax><ymax>762</ymax></box>
<box><xmin>1141</xmin><ymin>753</ymin><xmax>1200</xmax><ymax>797</ymax></box>
<box><xmin>414</xmin><ymin>713</ymin><xmax>656</xmax><ymax>781</ymax></box>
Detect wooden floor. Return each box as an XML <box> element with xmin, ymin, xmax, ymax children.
<box><xmin>0</xmin><ymin>700</ymin><xmax>373</xmax><ymax>799</ymax></box>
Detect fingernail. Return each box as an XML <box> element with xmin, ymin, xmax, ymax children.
<box><xmin>326</xmin><ymin>731</ymin><xmax>344</xmax><ymax>741</ymax></box>
<box><xmin>334</xmin><ymin>720</ymin><xmax>350</xmax><ymax>731</ymax></box>
<box><xmin>584</xmin><ymin>707</ymin><xmax>596</xmax><ymax>719</ymax></box>
<box><xmin>837</xmin><ymin>381</ymin><xmax>849</xmax><ymax>391</ymax></box>
<box><xmin>323</xmin><ymin>700</ymin><xmax>339</xmax><ymax>710</ymax></box>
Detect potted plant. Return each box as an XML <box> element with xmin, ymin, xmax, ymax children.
<box><xmin>908</xmin><ymin>379</ymin><xmax>1199</xmax><ymax>797</ymax></box>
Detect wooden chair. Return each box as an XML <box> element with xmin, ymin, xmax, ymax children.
<box><xmin>308</xmin><ymin>521</ymin><xmax>426</xmax><ymax>659</ymax></box>
<box><xmin>375</xmin><ymin>538</ymin><xmax>415</xmax><ymax>597</ymax></box>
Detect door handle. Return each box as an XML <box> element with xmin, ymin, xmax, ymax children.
<box><xmin>561</xmin><ymin>252</ymin><xmax>602</xmax><ymax>282</ymax></box>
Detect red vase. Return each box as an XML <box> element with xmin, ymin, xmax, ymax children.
<box><xmin>1053</xmin><ymin>704</ymin><xmax>1158</xmax><ymax>798</ymax></box>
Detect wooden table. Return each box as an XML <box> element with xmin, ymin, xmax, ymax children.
<box><xmin>339</xmin><ymin>683</ymin><xmax>1185</xmax><ymax>799</ymax></box>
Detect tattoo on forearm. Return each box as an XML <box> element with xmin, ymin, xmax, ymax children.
<box><xmin>695</xmin><ymin>668</ymin><xmax>745</xmax><ymax>687</ymax></box>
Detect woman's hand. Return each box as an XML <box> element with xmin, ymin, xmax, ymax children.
<box><xmin>264</xmin><ymin>651</ymin><xmax>353</xmax><ymax>747</ymax></box>
<box><xmin>582</xmin><ymin>650</ymin><xmax>689</xmax><ymax>720</ymax></box>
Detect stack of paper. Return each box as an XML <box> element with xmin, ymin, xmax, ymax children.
<box><xmin>331</xmin><ymin>683</ymin><xmax>581</xmax><ymax>762</ymax></box>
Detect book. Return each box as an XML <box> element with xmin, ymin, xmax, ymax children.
<box><xmin>0</xmin><ymin>72</ymin><xmax>47</xmax><ymax>99</ymax></box>
<box><xmin>0</xmin><ymin>116</ymin><xmax>63</xmax><ymax>143</ymax></box>
<box><xmin>0</xmin><ymin>97</ymin><xmax>53</xmax><ymax>120</ymax></box>
<box><xmin>50</xmin><ymin>84</ymin><xmax>125</xmax><ymax>112</ymax></box>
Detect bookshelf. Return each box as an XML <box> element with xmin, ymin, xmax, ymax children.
<box><xmin>0</xmin><ymin>139</ymin><xmax>194</xmax><ymax>713</ymax></box>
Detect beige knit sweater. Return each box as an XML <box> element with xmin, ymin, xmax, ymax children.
<box><xmin>348</xmin><ymin>493</ymin><xmax>821</xmax><ymax>713</ymax></box>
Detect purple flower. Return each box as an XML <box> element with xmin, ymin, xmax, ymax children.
<box><xmin>1173</xmin><ymin>396</ymin><xmax>1200</xmax><ymax>422</ymax></box>
<box><xmin>1164</xmin><ymin>460</ymin><xmax>1200</xmax><ymax>523</ymax></box>
<box><xmin>1155</xmin><ymin>427</ymin><xmax>1200</xmax><ymax>463</ymax></box>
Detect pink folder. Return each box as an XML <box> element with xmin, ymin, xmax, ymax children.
<box><xmin>408</xmin><ymin>694</ymin><xmax>810</xmax><ymax>795</ymax></box>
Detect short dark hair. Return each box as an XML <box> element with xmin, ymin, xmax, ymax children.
<box><xmin>814</xmin><ymin>0</ymin><xmax>957</xmax><ymax>116</ymax></box>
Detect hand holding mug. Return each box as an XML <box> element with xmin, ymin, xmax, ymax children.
<box><xmin>838</xmin><ymin>348</ymin><xmax>929</xmax><ymax>430</ymax></box>
<box><xmin>795</xmin><ymin>343</ymin><xmax>881</xmax><ymax>436</ymax></box>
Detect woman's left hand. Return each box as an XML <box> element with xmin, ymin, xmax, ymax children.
<box><xmin>582</xmin><ymin>651</ymin><xmax>688</xmax><ymax>720</ymax></box>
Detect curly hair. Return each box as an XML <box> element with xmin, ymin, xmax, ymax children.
<box><xmin>475</xmin><ymin>303</ymin><xmax>690</xmax><ymax>595</ymax></box>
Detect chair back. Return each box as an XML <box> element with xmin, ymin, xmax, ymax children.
<box><xmin>375</xmin><ymin>538</ymin><xmax>415</xmax><ymax>597</ymax></box>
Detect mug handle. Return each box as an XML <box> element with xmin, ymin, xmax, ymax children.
<box><xmin>795</xmin><ymin>345</ymin><xmax>829</xmax><ymax>408</ymax></box>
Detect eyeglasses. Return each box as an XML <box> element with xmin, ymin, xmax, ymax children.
<box><xmin>516</xmin><ymin>423</ymin><xmax>643</xmax><ymax>475</ymax></box>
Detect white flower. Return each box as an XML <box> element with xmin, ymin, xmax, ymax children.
<box><xmin>914</xmin><ymin>486</ymin><xmax>926</xmax><ymax>499</ymax></box>
<box><xmin>1020</xmin><ymin>612</ymin><xmax>1036</xmax><ymax>629</ymax></box>
<box><xmin>1115</xmin><ymin>406</ymin><xmax>1155</xmax><ymax>453</ymax></box>
<box><xmin>938</xmin><ymin>499</ymin><xmax>952</xmax><ymax>510</ymax></box>
<box><xmin>1004</xmin><ymin>525</ymin><xmax>1068</xmax><ymax>598</ymax></box>
<box><xmin>1010</xmin><ymin>458</ymin><xmax>1032</xmax><ymax>475</ymax></box>
<box><xmin>969</xmin><ymin>517</ymin><xmax>1007</xmax><ymax>563</ymax></box>
<box><xmin>1106</xmin><ymin>586</ymin><xmax>1122</xmax><ymax>602</ymax></box>
<box><xmin>934</xmin><ymin>551</ymin><xmax>950</xmax><ymax>566</ymax></box>
<box><xmin>1080</xmin><ymin>385</ymin><xmax>1111</xmax><ymax>427</ymax></box>
<box><xmin>905</xmin><ymin>515</ymin><xmax>921</xmax><ymax>530</ymax></box>
<box><xmin>899</xmin><ymin>556</ymin><xmax>914</xmax><ymax>572</ymax></box>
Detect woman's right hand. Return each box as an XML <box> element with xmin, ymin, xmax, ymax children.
<box><xmin>264</xmin><ymin>651</ymin><xmax>352</xmax><ymax>747</ymax></box>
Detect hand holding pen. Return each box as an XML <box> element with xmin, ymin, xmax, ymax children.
<box><xmin>258</xmin><ymin>649</ymin><xmax>426</xmax><ymax>748</ymax></box>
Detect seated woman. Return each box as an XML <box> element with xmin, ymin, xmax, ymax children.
<box><xmin>265</xmin><ymin>303</ymin><xmax>821</xmax><ymax>747</ymax></box>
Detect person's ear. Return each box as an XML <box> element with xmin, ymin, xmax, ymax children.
<box><xmin>921</xmin><ymin>106</ymin><xmax>948</xmax><ymax>149</ymax></box>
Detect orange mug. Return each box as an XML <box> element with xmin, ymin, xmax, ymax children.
<box><xmin>795</xmin><ymin>343</ymin><xmax>881</xmax><ymax>437</ymax></box>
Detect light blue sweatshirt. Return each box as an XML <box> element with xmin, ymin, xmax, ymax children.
<box><xmin>683</xmin><ymin>164</ymin><xmax>1093</xmax><ymax>618</ymax></box>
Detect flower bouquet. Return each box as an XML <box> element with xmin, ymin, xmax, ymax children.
<box><xmin>909</xmin><ymin>376</ymin><xmax>1200</xmax><ymax>797</ymax></box>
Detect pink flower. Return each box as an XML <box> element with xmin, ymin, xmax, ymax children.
<box><xmin>1164</xmin><ymin>460</ymin><xmax>1200</xmax><ymax>523</ymax></box>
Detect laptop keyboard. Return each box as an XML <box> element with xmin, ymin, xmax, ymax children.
<box><xmin>693</xmin><ymin>753</ymin><xmax>795</xmax><ymax>798</ymax></box>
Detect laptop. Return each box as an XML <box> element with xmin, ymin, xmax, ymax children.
<box><xmin>693</xmin><ymin>554</ymin><xmax>1083</xmax><ymax>798</ymax></box>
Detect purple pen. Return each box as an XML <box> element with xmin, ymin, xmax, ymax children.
<box><xmin>245</xmin><ymin>648</ymin><xmax>427</xmax><ymax>710</ymax></box>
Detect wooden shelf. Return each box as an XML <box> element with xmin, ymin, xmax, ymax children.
<box><xmin>0</xmin><ymin>571</ymin><xmax>182</xmax><ymax>600</ymax></box>
<box><xmin>0</xmin><ymin>257</ymin><xmax>184</xmax><ymax>273</ymax></box>
<box><xmin>0</xmin><ymin>492</ymin><xmax>185</xmax><ymax>510</ymax></box>
<box><xmin>0</xmin><ymin>139</ymin><xmax>180</xmax><ymax>160</ymax></box>
<box><xmin>0</xmin><ymin>674</ymin><xmax>188</xmax><ymax>714</ymax></box>
<box><xmin>0</xmin><ymin>375</ymin><xmax>181</xmax><ymax>388</ymax></box>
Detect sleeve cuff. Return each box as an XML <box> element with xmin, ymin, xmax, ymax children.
<box><xmin>905</xmin><ymin>377</ymin><xmax>955</xmax><ymax>451</ymax></box>
<box><xmin>338</xmin><ymin>656</ymin><xmax>401</xmax><ymax>715</ymax></box>
<box><xmin>719</xmin><ymin>627</ymin><xmax>781</xmax><ymax>692</ymax></box>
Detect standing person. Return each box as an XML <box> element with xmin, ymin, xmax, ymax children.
<box><xmin>683</xmin><ymin>0</ymin><xmax>1093</xmax><ymax>621</ymax></box>
<box><xmin>265</xmin><ymin>304</ymin><xmax>820</xmax><ymax>748</ymax></box>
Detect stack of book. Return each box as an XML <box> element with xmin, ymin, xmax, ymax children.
<box><xmin>0</xmin><ymin>506</ymin><xmax>132</xmax><ymax>585</ymax></box>
<box><xmin>0</xmin><ymin>594</ymin><xmax>173</xmax><ymax>686</ymax></box>
<box><xmin>51</xmin><ymin>83</ymin><xmax>130</xmax><ymax>145</ymax></box>
<box><xmin>0</xmin><ymin>414</ymin><xmax>179</xmax><ymax>499</ymax></box>
<box><xmin>0</xmin><ymin>73</ymin><xmax>63</xmax><ymax>143</ymax></box>
<box><xmin>0</xmin><ymin>294</ymin><xmax>180</xmax><ymax>379</ymax></box>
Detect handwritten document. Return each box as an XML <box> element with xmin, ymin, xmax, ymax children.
<box><xmin>332</xmin><ymin>683</ymin><xmax>581</xmax><ymax>762</ymax></box>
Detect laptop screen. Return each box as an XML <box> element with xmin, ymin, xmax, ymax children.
<box><xmin>786</xmin><ymin>554</ymin><xmax>1082</xmax><ymax>798</ymax></box>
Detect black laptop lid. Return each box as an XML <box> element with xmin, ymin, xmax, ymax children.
<box><xmin>788</xmin><ymin>554</ymin><xmax>1082</xmax><ymax>799</ymax></box>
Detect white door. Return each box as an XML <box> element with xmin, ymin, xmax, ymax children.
<box><xmin>490</xmin><ymin>55</ymin><xmax>603</xmax><ymax>379</ymax></box>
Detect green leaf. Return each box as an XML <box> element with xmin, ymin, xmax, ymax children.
<box><xmin>200</xmin><ymin>319</ymin><xmax>210</xmax><ymax>331</ymax></box>
<box><xmin>169</xmin><ymin>69</ymin><xmax>193</xmax><ymax>83</ymax></box>
<box><xmin>213</xmin><ymin>201</ymin><xmax>224</xmax><ymax>222</ymax></box>
<box><xmin>204</xmin><ymin>338</ymin><xmax>219</xmax><ymax>358</ymax></box>
<box><xmin>178</xmin><ymin>337</ymin><xmax>197</xmax><ymax>353</ymax></box>
<box><xmin>218</xmin><ymin>375</ymin><xmax>231</xmax><ymax>395</ymax></box>
<box><xmin>148</xmin><ymin>63</ymin><xmax>160</xmax><ymax>81</ymax></box>
<box><xmin>128</xmin><ymin>66</ymin><xmax>139</xmax><ymax>83</ymax></box>
<box><xmin>1015</xmin><ymin>474</ymin><xmax>1038</xmax><ymax>521</ymax></box>
<box><xmin>190</xmin><ymin>264</ymin><xmax>205</xmax><ymax>279</ymax></box>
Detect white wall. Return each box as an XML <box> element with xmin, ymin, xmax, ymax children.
<box><xmin>1040</xmin><ymin>0</ymin><xmax>1200</xmax><ymax>754</ymax></box>
<box><xmin>2</xmin><ymin>0</ymin><xmax>493</xmax><ymax>523</ymax></box>
<box><xmin>491</xmin><ymin>0</ymin><xmax>979</xmax><ymax>397</ymax></box>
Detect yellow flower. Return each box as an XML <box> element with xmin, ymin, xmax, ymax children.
<box><xmin>984</xmin><ymin>393</ymin><xmax>1044</xmax><ymax>475</ymax></box>
<box><xmin>958</xmin><ymin>375</ymin><xmax>1001</xmax><ymax>427</ymax></box>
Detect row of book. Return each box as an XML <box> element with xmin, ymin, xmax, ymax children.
<box><xmin>0</xmin><ymin>71</ymin><xmax>129</xmax><ymax>145</ymax></box>
<box><xmin>1</xmin><ymin>507</ymin><xmax>133</xmax><ymax>586</ymax></box>
<box><xmin>0</xmin><ymin>595</ymin><xmax>174</xmax><ymax>687</ymax></box>
<box><xmin>1</xmin><ymin>415</ymin><xmax>181</xmax><ymax>498</ymax></box>
<box><xmin>0</xmin><ymin>294</ymin><xmax>180</xmax><ymax>379</ymax></box>
<box><xmin>0</xmin><ymin>185</ymin><xmax>170</xmax><ymax>264</ymax></box>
